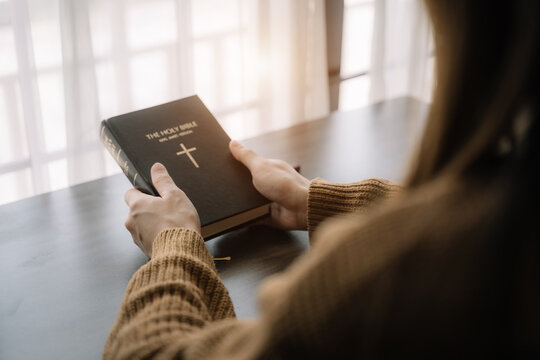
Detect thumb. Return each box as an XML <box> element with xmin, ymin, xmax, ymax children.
<box><xmin>229</xmin><ymin>140</ymin><xmax>263</xmax><ymax>172</ymax></box>
<box><xmin>151</xmin><ymin>163</ymin><xmax>178</xmax><ymax>197</ymax></box>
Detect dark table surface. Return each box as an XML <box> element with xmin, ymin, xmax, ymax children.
<box><xmin>0</xmin><ymin>97</ymin><xmax>427</xmax><ymax>359</ymax></box>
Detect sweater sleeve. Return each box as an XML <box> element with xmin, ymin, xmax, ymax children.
<box><xmin>103</xmin><ymin>182</ymin><xmax>484</xmax><ymax>358</ymax></box>
<box><xmin>103</xmin><ymin>227</ymin><xmax>235</xmax><ymax>359</ymax></box>
<box><xmin>103</xmin><ymin>179</ymin><xmax>401</xmax><ymax>359</ymax></box>
<box><xmin>307</xmin><ymin>178</ymin><xmax>402</xmax><ymax>235</ymax></box>
<box><xmin>104</xmin><ymin>217</ymin><xmax>406</xmax><ymax>360</ymax></box>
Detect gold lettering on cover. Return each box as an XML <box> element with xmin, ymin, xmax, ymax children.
<box><xmin>176</xmin><ymin>143</ymin><xmax>199</xmax><ymax>168</ymax></box>
<box><xmin>145</xmin><ymin>132</ymin><xmax>161</xmax><ymax>140</ymax></box>
<box><xmin>179</xmin><ymin>121</ymin><xmax>198</xmax><ymax>131</ymax></box>
<box><xmin>146</xmin><ymin>122</ymin><xmax>198</xmax><ymax>141</ymax></box>
<box><xmin>160</xmin><ymin>128</ymin><xmax>176</xmax><ymax>136</ymax></box>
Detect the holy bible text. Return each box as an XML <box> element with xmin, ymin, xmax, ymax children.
<box><xmin>100</xmin><ymin>95</ymin><xmax>270</xmax><ymax>239</ymax></box>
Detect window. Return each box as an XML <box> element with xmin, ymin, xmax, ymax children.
<box><xmin>0</xmin><ymin>0</ymin><xmax>262</xmax><ymax>204</ymax></box>
<box><xmin>338</xmin><ymin>0</ymin><xmax>374</xmax><ymax>111</ymax></box>
<box><xmin>0</xmin><ymin>0</ymin><xmax>328</xmax><ymax>205</ymax></box>
<box><xmin>1</xmin><ymin>0</ymin><xmax>431</xmax><ymax>205</ymax></box>
<box><xmin>327</xmin><ymin>0</ymin><xmax>434</xmax><ymax>111</ymax></box>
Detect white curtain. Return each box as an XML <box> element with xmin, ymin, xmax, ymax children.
<box><xmin>0</xmin><ymin>0</ymin><xmax>329</xmax><ymax>204</ymax></box>
<box><xmin>369</xmin><ymin>0</ymin><xmax>433</xmax><ymax>104</ymax></box>
<box><xmin>0</xmin><ymin>0</ymin><xmax>433</xmax><ymax>205</ymax></box>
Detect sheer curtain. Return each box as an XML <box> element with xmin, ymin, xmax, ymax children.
<box><xmin>338</xmin><ymin>0</ymin><xmax>433</xmax><ymax>111</ymax></box>
<box><xmin>0</xmin><ymin>0</ymin><xmax>433</xmax><ymax>205</ymax></box>
<box><xmin>0</xmin><ymin>0</ymin><xmax>329</xmax><ymax>204</ymax></box>
<box><xmin>369</xmin><ymin>0</ymin><xmax>433</xmax><ymax>104</ymax></box>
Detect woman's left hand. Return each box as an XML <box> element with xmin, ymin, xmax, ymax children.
<box><xmin>124</xmin><ymin>162</ymin><xmax>201</xmax><ymax>258</ymax></box>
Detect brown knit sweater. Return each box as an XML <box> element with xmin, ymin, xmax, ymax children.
<box><xmin>103</xmin><ymin>177</ymin><xmax>532</xmax><ymax>358</ymax></box>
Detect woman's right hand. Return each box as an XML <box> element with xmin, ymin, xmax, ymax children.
<box><xmin>229</xmin><ymin>140</ymin><xmax>310</xmax><ymax>230</ymax></box>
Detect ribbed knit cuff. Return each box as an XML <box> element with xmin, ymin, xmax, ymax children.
<box><xmin>152</xmin><ymin>227</ymin><xmax>214</xmax><ymax>269</ymax></box>
<box><xmin>307</xmin><ymin>178</ymin><xmax>402</xmax><ymax>235</ymax></box>
<box><xmin>118</xmin><ymin>227</ymin><xmax>234</xmax><ymax>327</ymax></box>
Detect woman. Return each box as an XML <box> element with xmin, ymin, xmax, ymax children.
<box><xmin>104</xmin><ymin>0</ymin><xmax>540</xmax><ymax>358</ymax></box>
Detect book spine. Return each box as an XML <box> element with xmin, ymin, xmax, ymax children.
<box><xmin>100</xmin><ymin>121</ymin><xmax>156</xmax><ymax>195</ymax></box>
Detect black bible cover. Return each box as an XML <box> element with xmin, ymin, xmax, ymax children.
<box><xmin>100</xmin><ymin>95</ymin><xmax>270</xmax><ymax>239</ymax></box>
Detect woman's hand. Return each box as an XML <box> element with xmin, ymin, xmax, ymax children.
<box><xmin>229</xmin><ymin>140</ymin><xmax>310</xmax><ymax>230</ymax></box>
<box><xmin>124</xmin><ymin>163</ymin><xmax>201</xmax><ymax>258</ymax></box>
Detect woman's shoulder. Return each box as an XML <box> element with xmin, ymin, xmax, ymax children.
<box><xmin>304</xmin><ymin>176</ymin><xmax>522</xmax><ymax>354</ymax></box>
<box><xmin>307</xmin><ymin>174</ymin><xmax>527</xmax><ymax>323</ymax></box>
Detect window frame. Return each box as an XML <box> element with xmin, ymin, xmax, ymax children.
<box><xmin>325</xmin><ymin>0</ymin><xmax>372</xmax><ymax>111</ymax></box>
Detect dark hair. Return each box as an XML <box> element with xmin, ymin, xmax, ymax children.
<box><xmin>407</xmin><ymin>0</ymin><xmax>540</xmax><ymax>187</ymax></box>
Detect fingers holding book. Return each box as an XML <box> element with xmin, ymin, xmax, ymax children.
<box><xmin>150</xmin><ymin>163</ymin><xmax>183</xmax><ymax>198</ymax></box>
<box><xmin>123</xmin><ymin>163</ymin><xmax>202</xmax><ymax>257</ymax></box>
<box><xmin>229</xmin><ymin>140</ymin><xmax>310</xmax><ymax>231</ymax></box>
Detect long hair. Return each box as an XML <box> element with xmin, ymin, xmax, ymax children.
<box><xmin>407</xmin><ymin>0</ymin><xmax>540</xmax><ymax>187</ymax></box>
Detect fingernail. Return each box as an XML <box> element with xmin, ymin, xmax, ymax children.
<box><xmin>152</xmin><ymin>162</ymin><xmax>165</xmax><ymax>171</ymax></box>
<box><xmin>230</xmin><ymin>140</ymin><xmax>242</xmax><ymax>147</ymax></box>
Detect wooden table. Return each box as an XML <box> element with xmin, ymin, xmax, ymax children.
<box><xmin>0</xmin><ymin>97</ymin><xmax>427</xmax><ymax>359</ymax></box>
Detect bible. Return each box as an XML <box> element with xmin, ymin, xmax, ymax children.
<box><xmin>100</xmin><ymin>95</ymin><xmax>270</xmax><ymax>239</ymax></box>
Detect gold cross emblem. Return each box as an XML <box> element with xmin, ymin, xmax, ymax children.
<box><xmin>176</xmin><ymin>143</ymin><xmax>199</xmax><ymax>168</ymax></box>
